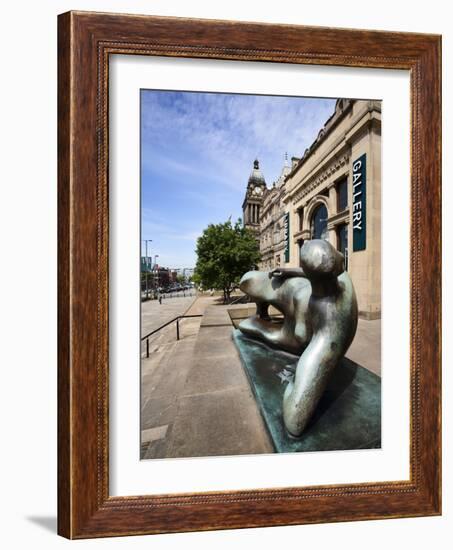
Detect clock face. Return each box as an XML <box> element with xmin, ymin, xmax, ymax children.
<box><xmin>253</xmin><ymin>186</ymin><xmax>263</xmax><ymax>196</ymax></box>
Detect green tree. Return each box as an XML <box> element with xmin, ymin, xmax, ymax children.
<box><xmin>194</xmin><ymin>219</ymin><xmax>261</xmax><ymax>303</ymax></box>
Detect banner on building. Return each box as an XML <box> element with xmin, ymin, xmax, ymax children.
<box><xmin>284</xmin><ymin>212</ymin><xmax>290</xmax><ymax>262</ymax></box>
<box><xmin>352</xmin><ymin>153</ymin><xmax>366</xmax><ymax>251</ymax></box>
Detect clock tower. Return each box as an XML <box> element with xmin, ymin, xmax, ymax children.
<box><xmin>242</xmin><ymin>159</ymin><xmax>267</xmax><ymax>235</ymax></box>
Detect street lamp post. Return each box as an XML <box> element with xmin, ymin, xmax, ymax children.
<box><xmin>143</xmin><ymin>239</ymin><xmax>152</xmax><ymax>300</ymax></box>
<box><xmin>154</xmin><ymin>255</ymin><xmax>159</xmax><ymax>294</ymax></box>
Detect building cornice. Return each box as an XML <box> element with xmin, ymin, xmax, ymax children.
<box><xmin>285</xmin><ymin>99</ymin><xmax>380</xmax><ymax>183</ymax></box>
<box><xmin>284</xmin><ymin>99</ymin><xmax>353</xmax><ymax>180</ymax></box>
<box><xmin>284</xmin><ymin>102</ymin><xmax>381</xmax><ymax>207</ymax></box>
<box><xmin>286</xmin><ymin>152</ymin><xmax>350</xmax><ymax>205</ymax></box>
<box><xmin>345</xmin><ymin>110</ymin><xmax>381</xmax><ymax>145</ymax></box>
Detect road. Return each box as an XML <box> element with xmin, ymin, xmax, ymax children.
<box><xmin>141</xmin><ymin>288</ymin><xmax>196</xmax><ymax>301</ymax></box>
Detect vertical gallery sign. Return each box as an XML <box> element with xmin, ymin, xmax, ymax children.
<box><xmin>352</xmin><ymin>153</ymin><xmax>367</xmax><ymax>251</ymax></box>
<box><xmin>284</xmin><ymin>212</ymin><xmax>290</xmax><ymax>262</ymax></box>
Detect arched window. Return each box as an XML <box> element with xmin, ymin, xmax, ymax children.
<box><xmin>311</xmin><ymin>203</ymin><xmax>328</xmax><ymax>240</ymax></box>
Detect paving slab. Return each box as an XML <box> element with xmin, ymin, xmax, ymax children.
<box><xmin>142</xmin><ymin>425</ymin><xmax>169</xmax><ymax>443</ymax></box>
<box><xmin>196</xmin><ymin>324</ymin><xmax>235</xmax><ymax>342</ymax></box>
<box><xmin>182</xmin><ymin>350</ymin><xmax>246</xmax><ymax>395</ymax></box>
<box><xmin>346</xmin><ymin>319</ymin><xmax>381</xmax><ymax>376</ymax></box>
<box><xmin>141</xmin><ymin>395</ymin><xmax>178</xmax><ymax>431</ymax></box>
<box><xmin>168</xmin><ymin>387</ymin><xmax>273</xmax><ymax>458</ymax></box>
<box><xmin>142</xmin><ymin>338</ymin><xmax>196</xmax><ymax>407</ymax></box>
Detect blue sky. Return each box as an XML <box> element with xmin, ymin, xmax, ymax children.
<box><xmin>141</xmin><ymin>90</ymin><xmax>336</xmax><ymax>269</ymax></box>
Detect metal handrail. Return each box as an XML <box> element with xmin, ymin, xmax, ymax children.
<box><xmin>229</xmin><ymin>294</ymin><xmax>250</xmax><ymax>306</ymax></box>
<box><xmin>141</xmin><ymin>314</ymin><xmax>203</xmax><ymax>358</ymax></box>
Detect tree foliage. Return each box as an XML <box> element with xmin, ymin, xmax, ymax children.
<box><xmin>194</xmin><ymin>219</ymin><xmax>261</xmax><ymax>302</ymax></box>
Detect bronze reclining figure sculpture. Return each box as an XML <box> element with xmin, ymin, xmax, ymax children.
<box><xmin>238</xmin><ymin>239</ymin><xmax>358</xmax><ymax>437</ymax></box>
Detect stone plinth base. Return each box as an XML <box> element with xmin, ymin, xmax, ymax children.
<box><xmin>232</xmin><ymin>329</ymin><xmax>381</xmax><ymax>453</ymax></box>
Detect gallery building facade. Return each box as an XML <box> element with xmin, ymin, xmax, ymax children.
<box><xmin>242</xmin><ymin>98</ymin><xmax>381</xmax><ymax>320</ymax></box>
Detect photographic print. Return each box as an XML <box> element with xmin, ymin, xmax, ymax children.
<box><xmin>140</xmin><ymin>90</ymin><xmax>382</xmax><ymax>460</ymax></box>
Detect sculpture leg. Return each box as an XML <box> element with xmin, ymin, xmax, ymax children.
<box><xmin>283</xmin><ymin>331</ymin><xmax>344</xmax><ymax>437</ymax></box>
<box><xmin>238</xmin><ymin>314</ymin><xmax>283</xmax><ymax>345</ymax></box>
<box><xmin>256</xmin><ymin>301</ymin><xmax>270</xmax><ymax>320</ymax></box>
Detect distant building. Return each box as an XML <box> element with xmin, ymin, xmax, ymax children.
<box><xmin>142</xmin><ymin>266</ymin><xmax>177</xmax><ymax>289</ymax></box>
<box><xmin>175</xmin><ymin>267</ymin><xmax>195</xmax><ymax>280</ymax></box>
<box><xmin>258</xmin><ymin>154</ymin><xmax>292</xmax><ymax>269</ymax></box>
<box><xmin>241</xmin><ymin>99</ymin><xmax>381</xmax><ymax>320</ymax></box>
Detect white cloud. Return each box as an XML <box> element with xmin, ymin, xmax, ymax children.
<box><xmin>141</xmin><ymin>91</ymin><xmax>337</xmax><ymax>191</ymax></box>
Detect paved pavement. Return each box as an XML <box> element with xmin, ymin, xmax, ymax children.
<box><xmin>141</xmin><ymin>294</ymin><xmax>197</xmax><ymax>337</ymax></box>
<box><xmin>141</xmin><ymin>294</ymin><xmax>198</xmax><ymax>358</ymax></box>
<box><xmin>346</xmin><ymin>319</ymin><xmax>381</xmax><ymax>376</ymax></box>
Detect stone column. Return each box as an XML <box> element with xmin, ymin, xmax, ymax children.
<box><xmin>328</xmin><ymin>184</ymin><xmax>337</xmax><ymax>217</ymax></box>
<box><xmin>328</xmin><ymin>225</ymin><xmax>337</xmax><ymax>248</ymax></box>
<box><xmin>327</xmin><ymin>185</ymin><xmax>338</xmax><ymax>247</ymax></box>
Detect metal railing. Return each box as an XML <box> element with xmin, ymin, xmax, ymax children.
<box><xmin>141</xmin><ymin>314</ymin><xmax>203</xmax><ymax>357</ymax></box>
<box><xmin>228</xmin><ymin>294</ymin><xmax>250</xmax><ymax>306</ymax></box>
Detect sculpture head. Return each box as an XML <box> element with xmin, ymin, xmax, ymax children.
<box><xmin>300</xmin><ymin>239</ymin><xmax>345</xmax><ymax>281</ymax></box>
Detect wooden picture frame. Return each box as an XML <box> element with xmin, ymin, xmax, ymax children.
<box><xmin>58</xmin><ymin>10</ymin><xmax>441</xmax><ymax>539</ymax></box>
